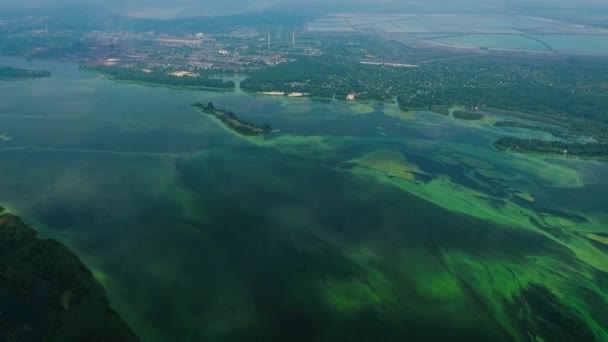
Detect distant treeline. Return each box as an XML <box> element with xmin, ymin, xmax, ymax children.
<box><xmin>494</xmin><ymin>136</ymin><xmax>608</xmax><ymax>159</ymax></box>
<box><xmin>0</xmin><ymin>66</ymin><xmax>51</xmax><ymax>80</ymax></box>
<box><xmin>83</xmin><ymin>64</ymin><xmax>235</xmax><ymax>90</ymax></box>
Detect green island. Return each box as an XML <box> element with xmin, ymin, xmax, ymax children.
<box><xmin>0</xmin><ymin>66</ymin><xmax>51</xmax><ymax>80</ymax></box>
<box><xmin>494</xmin><ymin>136</ymin><xmax>608</xmax><ymax>159</ymax></box>
<box><xmin>0</xmin><ymin>207</ymin><xmax>138</xmax><ymax>341</ymax></box>
<box><xmin>82</xmin><ymin>64</ymin><xmax>235</xmax><ymax>90</ymax></box>
<box><xmin>192</xmin><ymin>101</ymin><xmax>272</xmax><ymax>136</ymax></box>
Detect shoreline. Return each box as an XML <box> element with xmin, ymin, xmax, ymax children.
<box><xmin>260</xmin><ymin>91</ymin><xmax>311</xmax><ymax>97</ymax></box>
<box><xmin>0</xmin><ymin>208</ymin><xmax>139</xmax><ymax>341</ymax></box>
<box><xmin>192</xmin><ymin>102</ymin><xmax>272</xmax><ymax>137</ymax></box>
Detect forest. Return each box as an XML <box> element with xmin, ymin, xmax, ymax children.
<box><xmin>0</xmin><ymin>209</ymin><xmax>138</xmax><ymax>341</ymax></box>
<box><xmin>83</xmin><ymin>65</ymin><xmax>235</xmax><ymax>90</ymax></box>
<box><xmin>241</xmin><ymin>56</ymin><xmax>608</xmax><ymax>142</ymax></box>
<box><xmin>494</xmin><ymin>137</ymin><xmax>608</xmax><ymax>159</ymax></box>
<box><xmin>241</xmin><ymin>58</ymin><xmax>347</xmax><ymax>98</ymax></box>
<box><xmin>493</xmin><ymin>121</ymin><xmax>565</xmax><ymax>138</ymax></box>
<box><xmin>192</xmin><ymin>102</ymin><xmax>272</xmax><ymax>136</ymax></box>
<box><xmin>0</xmin><ymin>66</ymin><xmax>51</xmax><ymax>80</ymax></box>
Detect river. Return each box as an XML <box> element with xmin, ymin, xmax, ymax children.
<box><xmin>0</xmin><ymin>56</ymin><xmax>607</xmax><ymax>341</ymax></box>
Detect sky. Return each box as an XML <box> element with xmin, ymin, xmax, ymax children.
<box><xmin>2</xmin><ymin>0</ymin><xmax>608</xmax><ymax>20</ymax></box>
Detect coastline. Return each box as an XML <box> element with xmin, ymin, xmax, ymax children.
<box><xmin>0</xmin><ymin>208</ymin><xmax>138</xmax><ymax>341</ymax></box>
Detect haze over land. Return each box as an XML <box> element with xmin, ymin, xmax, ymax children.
<box><xmin>3</xmin><ymin>0</ymin><xmax>608</xmax><ymax>22</ymax></box>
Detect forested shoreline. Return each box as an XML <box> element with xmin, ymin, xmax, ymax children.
<box><xmin>0</xmin><ymin>66</ymin><xmax>51</xmax><ymax>80</ymax></box>
<box><xmin>241</xmin><ymin>56</ymin><xmax>608</xmax><ymax>145</ymax></box>
<box><xmin>241</xmin><ymin>58</ymin><xmax>608</xmax><ymax>122</ymax></box>
<box><xmin>0</xmin><ymin>207</ymin><xmax>138</xmax><ymax>341</ymax></box>
<box><xmin>494</xmin><ymin>137</ymin><xmax>608</xmax><ymax>159</ymax></box>
<box><xmin>82</xmin><ymin>64</ymin><xmax>235</xmax><ymax>90</ymax></box>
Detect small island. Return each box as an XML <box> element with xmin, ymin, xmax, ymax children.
<box><xmin>494</xmin><ymin>136</ymin><xmax>608</xmax><ymax>160</ymax></box>
<box><xmin>0</xmin><ymin>66</ymin><xmax>51</xmax><ymax>80</ymax></box>
<box><xmin>192</xmin><ymin>102</ymin><xmax>272</xmax><ymax>136</ymax></box>
<box><xmin>0</xmin><ymin>207</ymin><xmax>138</xmax><ymax>341</ymax></box>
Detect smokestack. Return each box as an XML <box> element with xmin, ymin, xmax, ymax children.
<box><xmin>292</xmin><ymin>32</ymin><xmax>295</xmax><ymax>48</ymax></box>
<box><xmin>268</xmin><ymin>32</ymin><xmax>270</xmax><ymax>51</ymax></box>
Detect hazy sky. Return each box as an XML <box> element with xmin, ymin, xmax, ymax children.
<box><xmin>3</xmin><ymin>0</ymin><xmax>608</xmax><ymax>19</ymax></box>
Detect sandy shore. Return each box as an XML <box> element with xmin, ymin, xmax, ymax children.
<box><xmin>261</xmin><ymin>91</ymin><xmax>286</xmax><ymax>96</ymax></box>
<box><xmin>288</xmin><ymin>92</ymin><xmax>309</xmax><ymax>97</ymax></box>
<box><xmin>170</xmin><ymin>71</ymin><xmax>199</xmax><ymax>77</ymax></box>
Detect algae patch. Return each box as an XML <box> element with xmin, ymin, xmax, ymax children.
<box><xmin>384</xmin><ymin>104</ymin><xmax>416</xmax><ymax>120</ymax></box>
<box><xmin>351</xmin><ymin>150</ymin><xmax>424</xmax><ymax>181</ymax></box>
<box><xmin>456</xmin><ymin>155</ymin><xmax>494</xmax><ymax>170</ymax></box>
<box><xmin>476</xmin><ymin>169</ymin><xmax>513</xmax><ymax>180</ymax></box>
<box><xmin>350</xmin><ymin>102</ymin><xmax>375</xmax><ymax>115</ymax></box>
<box><xmin>586</xmin><ymin>234</ymin><xmax>608</xmax><ymax>246</ymax></box>
<box><xmin>514</xmin><ymin>192</ymin><xmax>536</xmax><ymax>202</ymax></box>
<box><xmin>436</xmin><ymin>155</ymin><xmax>461</xmax><ymax>166</ymax></box>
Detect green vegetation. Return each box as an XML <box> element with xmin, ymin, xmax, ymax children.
<box><xmin>494</xmin><ymin>121</ymin><xmax>565</xmax><ymax>137</ymax></box>
<box><xmin>242</xmin><ymin>57</ymin><xmax>608</xmax><ymax>141</ymax></box>
<box><xmin>1</xmin><ymin>59</ymin><xmax>607</xmax><ymax>341</ymax></box>
<box><xmin>494</xmin><ymin>136</ymin><xmax>608</xmax><ymax>159</ymax></box>
<box><xmin>430</xmin><ymin>105</ymin><xmax>450</xmax><ymax>116</ymax></box>
<box><xmin>0</xmin><ymin>66</ymin><xmax>51</xmax><ymax>80</ymax></box>
<box><xmin>83</xmin><ymin>64</ymin><xmax>235</xmax><ymax>90</ymax></box>
<box><xmin>192</xmin><ymin>102</ymin><xmax>272</xmax><ymax>136</ymax></box>
<box><xmin>241</xmin><ymin>58</ymin><xmax>347</xmax><ymax>98</ymax></box>
<box><xmin>453</xmin><ymin>110</ymin><xmax>483</xmax><ymax>120</ymax></box>
<box><xmin>0</xmin><ymin>211</ymin><xmax>138</xmax><ymax>341</ymax></box>
<box><xmin>351</xmin><ymin>149</ymin><xmax>424</xmax><ymax>181</ymax></box>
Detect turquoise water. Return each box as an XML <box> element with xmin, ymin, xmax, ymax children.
<box><xmin>0</xmin><ymin>57</ymin><xmax>607</xmax><ymax>341</ymax></box>
<box><xmin>413</xmin><ymin>33</ymin><xmax>460</xmax><ymax>39</ymax></box>
<box><xmin>360</xmin><ymin>15</ymin><xmax>553</xmax><ymax>30</ymax></box>
<box><xmin>432</xmin><ymin>34</ymin><xmax>549</xmax><ymax>50</ymax></box>
<box><xmin>531</xmin><ymin>34</ymin><xmax>608</xmax><ymax>55</ymax></box>
<box><xmin>306</xmin><ymin>21</ymin><xmax>350</xmax><ymax>27</ymax></box>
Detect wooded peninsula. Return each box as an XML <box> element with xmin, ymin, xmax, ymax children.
<box><xmin>83</xmin><ymin>64</ymin><xmax>235</xmax><ymax>90</ymax></box>
<box><xmin>192</xmin><ymin>102</ymin><xmax>272</xmax><ymax>136</ymax></box>
<box><xmin>0</xmin><ymin>67</ymin><xmax>51</xmax><ymax>80</ymax></box>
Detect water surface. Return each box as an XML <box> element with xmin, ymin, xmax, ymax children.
<box><xmin>0</xmin><ymin>57</ymin><xmax>607</xmax><ymax>341</ymax></box>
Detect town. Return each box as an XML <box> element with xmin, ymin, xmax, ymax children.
<box><xmin>0</xmin><ymin>14</ymin><xmax>324</xmax><ymax>74</ymax></box>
